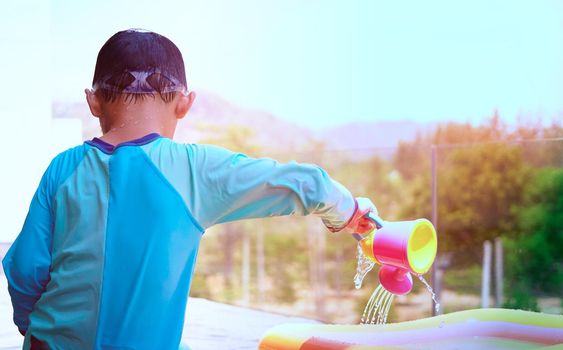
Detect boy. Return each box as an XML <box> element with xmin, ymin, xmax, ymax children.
<box><xmin>2</xmin><ymin>29</ymin><xmax>377</xmax><ymax>349</ymax></box>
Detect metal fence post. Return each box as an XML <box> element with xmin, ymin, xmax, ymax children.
<box><xmin>482</xmin><ymin>240</ymin><xmax>492</xmax><ymax>308</ymax></box>
<box><xmin>256</xmin><ymin>225</ymin><xmax>265</xmax><ymax>304</ymax></box>
<box><xmin>242</xmin><ymin>231</ymin><xmax>250</xmax><ymax>306</ymax></box>
<box><xmin>494</xmin><ymin>238</ymin><xmax>504</xmax><ymax>307</ymax></box>
<box><xmin>431</xmin><ymin>145</ymin><xmax>439</xmax><ymax>316</ymax></box>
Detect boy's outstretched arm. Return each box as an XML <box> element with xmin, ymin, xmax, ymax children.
<box><xmin>186</xmin><ymin>144</ymin><xmax>375</xmax><ymax>231</ymax></box>
<box><xmin>2</xmin><ymin>166</ymin><xmax>54</xmax><ymax>336</ymax></box>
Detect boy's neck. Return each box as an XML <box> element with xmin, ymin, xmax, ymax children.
<box><xmin>98</xmin><ymin>100</ymin><xmax>178</xmax><ymax>145</ymax></box>
<box><xmin>99</xmin><ymin>127</ymin><xmax>166</xmax><ymax>145</ymax></box>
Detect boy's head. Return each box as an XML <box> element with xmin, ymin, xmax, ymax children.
<box><xmin>92</xmin><ymin>29</ymin><xmax>187</xmax><ymax>102</ymax></box>
<box><xmin>86</xmin><ymin>29</ymin><xmax>195</xmax><ymax>135</ymax></box>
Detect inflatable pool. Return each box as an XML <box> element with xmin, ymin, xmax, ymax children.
<box><xmin>259</xmin><ymin>308</ymin><xmax>563</xmax><ymax>350</ymax></box>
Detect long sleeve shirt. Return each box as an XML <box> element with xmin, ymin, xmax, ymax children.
<box><xmin>2</xmin><ymin>133</ymin><xmax>355</xmax><ymax>349</ymax></box>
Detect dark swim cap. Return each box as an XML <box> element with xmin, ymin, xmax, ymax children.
<box><xmin>92</xmin><ymin>29</ymin><xmax>187</xmax><ymax>101</ymax></box>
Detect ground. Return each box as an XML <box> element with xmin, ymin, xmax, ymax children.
<box><xmin>0</xmin><ymin>278</ymin><xmax>318</xmax><ymax>350</ymax></box>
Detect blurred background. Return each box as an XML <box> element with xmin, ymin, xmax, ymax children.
<box><xmin>0</xmin><ymin>0</ymin><xmax>561</xmax><ymax>329</ymax></box>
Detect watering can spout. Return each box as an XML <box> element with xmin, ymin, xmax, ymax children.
<box><xmin>379</xmin><ymin>265</ymin><xmax>414</xmax><ymax>295</ymax></box>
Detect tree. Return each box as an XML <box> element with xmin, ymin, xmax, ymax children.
<box><xmin>399</xmin><ymin>117</ymin><xmax>532</xmax><ymax>263</ymax></box>
<box><xmin>439</xmin><ymin>144</ymin><xmax>529</xmax><ymax>252</ymax></box>
<box><xmin>394</xmin><ymin>133</ymin><xmax>430</xmax><ymax>182</ymax></box>
<box><xmin>504</xmin><ymin>167</ymin><xmax>563</xmax><ymax>310</ymax></box>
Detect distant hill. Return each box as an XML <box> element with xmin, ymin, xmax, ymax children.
<box><xmin>313</xmin><ymin>121</ymin><xmax>436</xmax><ymax>161</ymax></box>
<box><xmin>178</xmin><ymin>90</ymin><xmax>315</xmax><ymax>152</ymax></box>
<box><xmin>52</xmin><ymin>91</ymin><xmax>435</xmax><ymax>158</ymax></box>
<box><xmin>52</xmin><ymin>91</ymin><xmax>314</xmax><ymax>154</ymax></box>
<box><xmin>318</xmin><ymin>121</ymin><xmax>433</xmax><ymax>149</ymax></box>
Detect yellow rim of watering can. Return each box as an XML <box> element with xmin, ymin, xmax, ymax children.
<box><xmin>406</xmin><ymin>219</ymin><xmax>437</xmax><ymax>274</ymax></box>
<box><xmin>359</xmin><ymin>231</ymin><xmax>382</xmax><ymax>265</ymax></box>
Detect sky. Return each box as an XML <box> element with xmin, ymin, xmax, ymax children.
<box><xmin>1</xmin><ymin>0</ymin><xmax>562</xmax><ymax>129</ymax></box>
<box><xmin>0</xmin><ymin>1</ymin><xmax>561</xmax><ymax>240</ymax></box>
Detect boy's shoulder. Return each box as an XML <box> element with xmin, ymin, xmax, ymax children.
<box><xmin>144</xmin><ymin>138</ymin><xmax>226</xmax><ymax>158</ymax></box>
<box><xmin>45</xmin><ymin>143</ymin><xmax>91</xmax><ymax>178</ymax></box>
<box><xmin>52</xmin><ymin>143</ymin><xmax>91</xmax><ymax>164</ymax></box>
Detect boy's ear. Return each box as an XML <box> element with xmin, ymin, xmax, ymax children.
<box><xmin>175</xmin><ymin>91</ymin><xmax>196</xmax><ymax>120</ymax></box>
<box><xmin>85</xmin><ymin>89</ymin><xmax>102</xmax><ymax>118</ymax></box>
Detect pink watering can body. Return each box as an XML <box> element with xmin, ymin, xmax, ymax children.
<box><xmin>354</xmin><ymin>212</ymin><xmax>437</xmax><ymax>295</ymax></box>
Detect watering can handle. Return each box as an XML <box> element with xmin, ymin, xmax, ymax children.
<box><xmin>352</xmin><ymin>211</ymin><xmax>385</xmax><ymax>241</ymax></box>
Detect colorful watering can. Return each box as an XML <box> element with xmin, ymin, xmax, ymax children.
<box><xmin>353</xmin><ymin>212</ymin><xmax>437</xmax><ymax>295</ymax></box>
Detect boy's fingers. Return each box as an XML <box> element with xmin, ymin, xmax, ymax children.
<box><xmin>356</xmin><ymin>218</ymin><xmax>376</xmax><ymax>234</ymax></box>
<box><xmin>337</xmin><ymin>197</ymin><xmax>378</xmax><ymax>234</ymax></box>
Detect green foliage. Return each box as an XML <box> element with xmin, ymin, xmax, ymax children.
<box><xmin>402</xmin><ymin>142</ymin><xmax>530</xmax><ymax>262</ymax></box>
<box><xmin>399</xmin><ymin>173</ymin><xmax>432</xmax><ymax>220</ymax></box>
<box><xmin>502</xmin><ymin>277</ymin><xmax>540</xmax><ymax>312</ymax></box>
<box><xmin>439</xmin><ymin>144</ymin><xmax>530</xmax><ymax>253</ymax></box>
<box><xmin>394</xmin><ymin>137</ymin><xmax>430</xmax><ymax>181</ymax></box>
<box><xmin>443</xmin><ymin>266</ymin><xmax>482</xmax><ymax>295</ymax></box>
<box><xmin>393</xmin><ymin>115</ymin><xmax>512</xmax><ymax>186</ymax></box>
<box><xmin>516</xmin><ymin>123</ymin><xmax>563</xmax><ymax>167</ymax></box>
<box><xmin>504</xmin><ymin>168</ymin><xmax>563</xmax><ymax>304</ymax></box>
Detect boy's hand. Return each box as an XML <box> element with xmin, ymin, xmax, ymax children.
<box><xmin>342</xmin><ymin>197</ymin><xmax>378</xmax><ymax>234</ymax></box>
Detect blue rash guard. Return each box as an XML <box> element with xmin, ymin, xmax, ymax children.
<box><xmin>2</xmin><ymin>133</ymin><xmax>355</xmax><ymax>349</ymax></box>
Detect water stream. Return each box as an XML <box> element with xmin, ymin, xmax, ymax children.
<box><xmin>353</xmin><ymin>243</ymin><xmax>375</xmax><ymax>289</ymax></box>
<box><xmin>360</xmin><ymin>284</ymin><xmax>395</xmax><ymax>324</ymax></box>
<box><xmin>417</xmin><ymin>274</ymin><xmax>441</xmax><ymax>314</ymax></box>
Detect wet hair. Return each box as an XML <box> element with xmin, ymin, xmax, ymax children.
<box><xmin>92</xmin><ymin>29</ymin><xmax>187</xmax><ymax>103</ymax></box>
